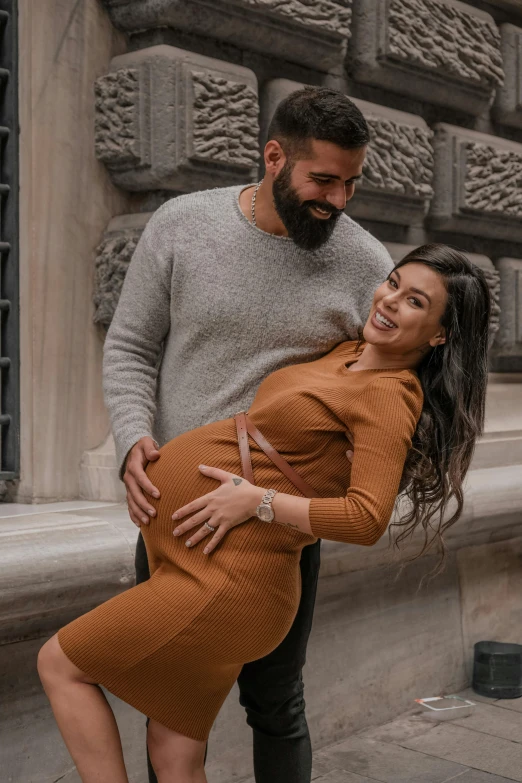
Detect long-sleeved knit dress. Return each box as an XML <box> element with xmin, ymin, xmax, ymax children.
<box><xmin>58</xmin><ymin>341</ymin><xmax>423</xmax><ymax>741</ymax></box>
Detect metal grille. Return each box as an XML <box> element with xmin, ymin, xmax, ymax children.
<box><xmin>0</xmin><ymin>0</ymin><xmax>19</xmax><ymax>478</ymax></box>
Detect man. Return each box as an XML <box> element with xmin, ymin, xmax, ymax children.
<box><xmin>104</xmin><ymin>86</ymin><xmax>393</xmax><ymax>783</ymax></box>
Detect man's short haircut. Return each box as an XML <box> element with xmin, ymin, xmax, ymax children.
<box><xmin>267</xmin><ymin>86</ymin><xmax>370</xmax><ymax>158</ymax></box>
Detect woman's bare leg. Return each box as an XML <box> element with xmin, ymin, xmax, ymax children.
<box><xmin>37</xmin><ymin>634</ymin><xmax>128</xmax><ymax>783</ymax></box>
<box><xmin>147</xmin><ymin>719</ymin><xmax>207</xmax><ymax>783</ymax></box>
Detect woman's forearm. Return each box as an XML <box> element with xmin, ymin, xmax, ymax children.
<box><xmin>270</xmin><ymin>492</ymin><xmax>312</xmax><ymax>535</ymax></box>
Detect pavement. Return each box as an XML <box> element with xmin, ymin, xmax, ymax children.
<box><xmin>5</xmin><ymin>680</ymin><xmax>522</xmax><ymax>782</ymax></box>
<box><xmin>304</xmin><ymin>688</ymin><xmax>522</xmax><ymax>783</ymax></box>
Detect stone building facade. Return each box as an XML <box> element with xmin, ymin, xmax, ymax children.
<box><xmin>14</xmin><ymin>0</ymin><xmax>522</xmax><ymax>503</ymax></box>
<box><xmin>61</xmin><ymin>0</ymin><xmax>522</xmax><ymax>502</ymax></box>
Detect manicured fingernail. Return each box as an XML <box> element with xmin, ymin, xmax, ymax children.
<box><xmin>153</xmin><ymin>491</ymin><xmax>160</xmax><ymax>499</ymax></box>
<box><xmin>147</xmin><ymin>509</ymin><xmax>155</xmax><ymax>517</ymax></box>
<box><xmin>172</xmin><ymin>513</ymin><xmax>178</xmax><ymax>520</ymax></box>
<box><xmin>203</xmin><ymin>548</ymin><xmax>210</xmax><ymax>555</ymax></box>
<box><xmin>186</xmin><ymin>540</ymin><xmax>192</xmax><ymax>547</ymax></box>
<box><xmin>141</xmin><ymin>516</ymin><xmax>148</xmax><ymax>524</ymax></box>
<box><xmin>199</xmin><ymin>464</ymin><xmax>207</xmax><ymax>470</ymax></box>
<box><xmin>173</xmin><ymin>528</ymin><xmax>180</xmax><ymax>536</ymax></box>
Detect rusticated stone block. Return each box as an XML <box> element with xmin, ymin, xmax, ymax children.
<box><xmin>385</xmin><ymin>244</ymin><xmax>500</xmax><ymax>347</ymax></box>
<box><xmin>101</xmin><ymin>0</ymin><xmax>352</xmax><ymax>72</ymax></box>
<box><xmin>261</xmin><ymin>80</ymin><xmax>434</xmax><ymax>226</ymax></box>
<box><xmin>491</xmin><ymin>258</ymin><xmax>522</xmax><ymax>372</ymax></box>
<box><xmin>95</xmin><ymin>45</ymin><xmax>259</xmax><ymax>192</ymax></box>
<box><xmin>430</xmin><ymin>124</ymin><xmax>522</xmax><ymax>242</ymax></box>
<box><xmin>494</xmin><ymin>24</ymin><xmax>522</xmax><ymax>130</ymax></box>
<box><xmin>93</xmin><ymin>213</ymin><xmax>150</xmax><ymax>328</ymax></box>
<box><xmin>351</xmin><ymin>0</ymin><xmax>504</xmax><ymax>115</ymax></box>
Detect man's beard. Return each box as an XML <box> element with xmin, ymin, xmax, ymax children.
<box><xmin>272</xmin><ymin>162</ymin><xmax>343</xmax><ymax>251</ymax></box>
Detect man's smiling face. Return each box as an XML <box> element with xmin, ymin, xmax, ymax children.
<box><xmin>272</xmin><ymin>139</ymin><xmax>366</xmax><ymax>251</ymax></box>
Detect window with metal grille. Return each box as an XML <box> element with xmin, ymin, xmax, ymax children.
<box><xmin>0</xmin><ymin>0</ymin><xmax>19</xmax><ymax>478</ymax></box>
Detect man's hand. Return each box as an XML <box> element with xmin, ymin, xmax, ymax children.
<box><xmin>123</xmin><ymin>437</ymin><xmax>161</xmax><ymax>527</ymax></box>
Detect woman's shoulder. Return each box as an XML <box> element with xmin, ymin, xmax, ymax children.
<box><xmin>364</xmin><ymin>369</ymin><xmax>424</xmax><ymax>416</ymax></box>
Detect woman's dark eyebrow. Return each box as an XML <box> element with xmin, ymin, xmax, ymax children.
<box><xmin>391</xmin><ymin>270</ymin><xmax>431</xmax><ymax>304</ymax></box>
<box><xmin>410</xmin><ymin>287</ymin><xmax>431</xmax><ymax>305</ymax></box>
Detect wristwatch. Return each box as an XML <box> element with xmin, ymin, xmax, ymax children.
<box><xmin>256</xmin><ymin>489</ymin><xmax>278</xmax><ymax>523</ymax></box>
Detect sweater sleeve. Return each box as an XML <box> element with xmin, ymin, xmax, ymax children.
<box><xmin>308</xmin><ymin>375</ymin><xmax>422</xmax><ymax>545</ymax></box>
<box><xmin>103</xmin><ymin>204</ymin><xmax>175</xmax><ymax>475</ymax></box>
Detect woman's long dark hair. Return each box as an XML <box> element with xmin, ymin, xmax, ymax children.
<box><xmin>390</xmin><ymin>244</ymin><xmax>491</xmax><ymax>572</ymax></box>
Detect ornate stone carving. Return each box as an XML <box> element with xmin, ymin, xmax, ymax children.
<box><xmin>387</xmin><ymin>0</ymin><xmax>503</xmax><ymax>90</ymax></box>
<box><xmin>190</xmin><ymin>72</ymin><xmax>259</xmax><ymax>167</ymax></box>
<box><xmin>494</xmin><ymin>24</ymin><xmax>522</xmax><ymax>130</ymax></box>
<box><xmin>95</xmin><ymin>46</ymin><xmax>259</xmax><ymax>192</ymax></box>
<box><xmin>363</xmin><ymin>116</ymin><xmax>433</xmax><ymax>200</ymax></box>
<box><xmin>464</xmin><ymin>142</ymin><xmax>522</xmax><ymax>220</ymax></box>
<box><xmin>93</xmin><ymin>217</ymin><xmax>149</xmax><ymax>329</ymax></box>
<box><xmin>491</xmin><ymin>258</ymin><xmax>522</xmax><ymax>372</ymax></box>
<box><xmin>94</xmin><ymin>69</ymin><xmax>140</xmax><ymax>167</ymax></box>
<box><xmin>101</xmin><ymin>0</ymin><xmax>352</xmax><ymax>72</ymax></box>
<box><xmin>430</xmin><ymin>124</ymin><xmax>522</xmax><ymax>241</ymax></box>
<box><xmin>467</xmin><ymin>255</ymin><xmax>501</xmax><ymax>348</ymax></box>
<box><xmin>352</xmin><ymin>0</ymin><xmax>504</xmax><ymax>115</ymax></box>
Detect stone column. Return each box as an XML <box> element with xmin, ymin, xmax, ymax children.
<box><xmin>17</xmin><ymin>0</ymin><xmax>131</xmax><ymax>501</ymax></box>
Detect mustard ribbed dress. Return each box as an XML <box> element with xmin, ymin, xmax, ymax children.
<box><xmin>58</xmin><ymin>342</ymin><xmax>423</xmax><ymax>740</ymax></box>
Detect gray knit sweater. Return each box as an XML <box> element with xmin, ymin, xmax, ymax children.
<box><xmin>103</xmin><ymin>185</ymin><xmax>393</xmax><ymax>472</ymax></box>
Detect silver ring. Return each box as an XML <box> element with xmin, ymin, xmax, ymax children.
<box><xmin>204</xmin><ymin>522</ymin><xmax>216</xmax><ymax>532</ymax></box>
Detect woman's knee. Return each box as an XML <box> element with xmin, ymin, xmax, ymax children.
<box><xmin>37</xmin><ymin>634</ymin><xmax>90</xmax><ymax>689</ymax></box>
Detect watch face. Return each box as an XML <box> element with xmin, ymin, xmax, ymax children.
<box><xmin>257</xmin><ymin>504</ymin><xmax>274</xmax><ymax>522</ymax></box>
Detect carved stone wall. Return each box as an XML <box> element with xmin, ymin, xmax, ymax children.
<box><xmin>494</xmin><ymin>24</ymin><xmax>522</xmax><ymax>129</ymax></box>
<box><xmin>93</xmin><ymin>217</ymin><xmax>149</xmax><ymax>328</ymax></box>
<box><xmin>94</xmin><ymin>46</ymin><xmax>259</xmax><ymax>191</ymax></box>
<box><xmin>101</xmin><ymin>0</ymin><xmax>352</xmax><ymax>71</ymax></box>
<box><xmin>352</xmin><ymin>0</ymin><xmax>503</xmax><ymax>114</ymax></box>
<box><xmin>94</xmin><ymin>69</ymin><xmax>140</xmax><ymax>167</ymax></box>
<box><xmin>430</xmin><ymin>124</ymin><xmax>522</xmax><ymax>242</ymax></box>
<box><xmin>94</xmin><ymin>1</ymin><xmax>522</xmax><ymax>373</ymax></box>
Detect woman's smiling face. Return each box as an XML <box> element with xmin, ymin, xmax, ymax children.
<box><xmin>363</xmin><ymin>262</ymin><xmax>449</xmax><ymax>357</ymax></box>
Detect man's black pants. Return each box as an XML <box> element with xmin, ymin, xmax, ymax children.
<box><xmin>135</xmin><ymin>531</ymin><xmax>321</xmax><ymax>783</ymax></box>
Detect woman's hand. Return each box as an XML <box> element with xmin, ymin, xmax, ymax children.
<box><xmin>172</xmin><ymin>466</ymin><xmax>266</xmax><ymax>554</ymax></box>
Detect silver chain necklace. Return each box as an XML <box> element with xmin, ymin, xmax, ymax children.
<box><xmin>251</xmin><ymin>180</ymin><xmax>263</xmax><ymax>227</ymax></box>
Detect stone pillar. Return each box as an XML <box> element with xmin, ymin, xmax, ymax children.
<box><xmin>17</xmin><ymin>0</ymin><xmax>131</xmax><ymax>501</ymax></box>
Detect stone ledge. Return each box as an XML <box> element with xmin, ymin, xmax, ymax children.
<box><xmin>429</xmin><ymin>124</ymin><xmax>522</xmax><ymax>241</ymax></box>
<box><xmin>9</xmin><ymin>443</ymin><xmax>522</xmax><ymax>646</ymax></box>
<box><xmin>351</xmin><ymin>0</ymin><xmax>503</xmax><ymax>115</ymax></box>
<box><xmin>101</xmin><ymin>0</ymin><xmax>352</xmax><ymax>72</ymax></box>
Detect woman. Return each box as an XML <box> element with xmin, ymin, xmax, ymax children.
<box><xmin>38</xmin><ymin>244</ymin><xmax>490</xmax><ymax>783</ymax></box>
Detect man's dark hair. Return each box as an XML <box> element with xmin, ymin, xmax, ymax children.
<box><xmin>267</xmin><ymin>86</ymin><xmax>370</xmax><ymax>157</ymax></box>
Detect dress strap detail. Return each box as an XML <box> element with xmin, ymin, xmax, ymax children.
<box><xmin>234</xmin><ymin>412</ymin><xmax>320</xmax><ymax>499</ymax></box>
